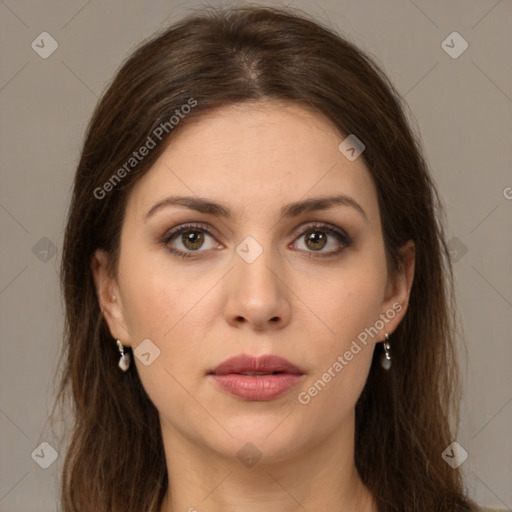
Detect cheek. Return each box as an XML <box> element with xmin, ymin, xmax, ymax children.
<box><xmin>117</xmin><ymin>259</ymin><xmax>212</xmax><ymax>421</ymax></box>
<box><xmin>296</xmin><ymin>276</ymin><xmax>382</xmax><ymax>413</ymax></box>
<box><xmin>294</xmin><ymin>260</ymin><xmax>385</xmax><ymax>409</ymax></box>
<box><xmin>118</xmin><ymin>249</ymin><xmax>212</xmax><ymax>341</ymax></box>
<box><xmin>117</xmin><ymin>252</ymin><xmax>222</xmax><ymax>404</ymax></box>
<box><xmin>304</xmin><ymin>260</ymin><xmax>387</xmax><ymax>344</ymax></box>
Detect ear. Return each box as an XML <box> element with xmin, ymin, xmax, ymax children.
<box><xmin>91</xmin><ymin>248</ymin><xmax>133</xmax><ymax>347</ymax></box>
<box><xmin>379</xmin><ymin>239</ymin><xmax>415</xmax><ymax>339</ymax></box>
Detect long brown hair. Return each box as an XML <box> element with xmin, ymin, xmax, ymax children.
<box><xmin>56</xmin><ymin>5</ymin><xmax>477</xmax><ymax>511</ymax></box>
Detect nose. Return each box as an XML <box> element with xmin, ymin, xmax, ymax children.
<box><xmin>223</xmin><ymin>243</ymin><xmax>292</xmax><ymax>332</ymax></box>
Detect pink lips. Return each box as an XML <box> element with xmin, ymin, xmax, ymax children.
<box><xmin>208</xmin><ymin>354</ymin><xmax>305</xmax><ymax>401</ymax></box>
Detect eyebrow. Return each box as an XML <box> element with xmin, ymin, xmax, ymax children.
<box><xmin>145</xmin><ymin>194</ymin><xmax>368</xmax><ymax>222</ymax></box>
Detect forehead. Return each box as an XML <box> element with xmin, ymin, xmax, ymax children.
<box><xmin>124</xmin><ymin>101</ymin><xmax>380</xmax><ymax>228</ymax></box>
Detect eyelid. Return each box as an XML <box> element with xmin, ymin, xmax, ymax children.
<box><xmin>161</xmin><ymin>221</ymin><xmax>218</xmax><ymax>242</ymax></box>
<box><xmin>292</xmin><ymin>221</ymin><xmax>350</xmax><ymax>241</ymax></box>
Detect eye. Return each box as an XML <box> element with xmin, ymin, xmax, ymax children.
<box><xmin>159</xmin><ymin>221</ymin><xmax>352</xmax><ymax>259</ymax></box>
<box><xmin>291</xmin><ymin>222</ymin><xmax>352</xmax><ymax>258</ymax></box>
<box><xmin>160</xmin><ymin>223</ymin><xmax>220</xmax><ymax>258</ymax></box>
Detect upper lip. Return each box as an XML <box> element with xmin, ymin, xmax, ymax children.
<box><xmin>209</xmin><ymin>354</ymin><xmax>304</xmax><ymax>376</ymax></box>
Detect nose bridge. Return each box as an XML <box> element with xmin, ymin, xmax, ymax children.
<box><xmin>234</xmin><ymin>232</ymin><xmax>280</xmax><ymax>299</ymax></box>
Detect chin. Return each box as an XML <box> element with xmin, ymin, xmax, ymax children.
<box><xmin>203</xmin><ymin>415</ymin><xmax>312</xmax><ymax>465</ymax></box>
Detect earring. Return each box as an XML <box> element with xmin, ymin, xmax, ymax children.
<box><xmin>380</xmin><ymin>333</ymin><xmax>392</xmax><ymax>370</ymax></box>
<box><xmin>116</xmin><ymin>339</ymin><xmax>131</xmax><ymax>371</ymax></box>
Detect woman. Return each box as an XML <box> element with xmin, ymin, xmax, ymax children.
<box><xmin>56</xmin><ymin>5</ymin><xmax>484</xmax><ymax>511</ymax></box>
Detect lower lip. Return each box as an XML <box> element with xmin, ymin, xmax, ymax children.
<box><xmin>209</xmin><ymin>373</ymin><xmax>304</xmax><ymax>401</ymax></box>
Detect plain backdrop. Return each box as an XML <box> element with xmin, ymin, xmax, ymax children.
<box><xmin>0</xmin><ymin>0</ymin><xmax>511</xmax><ymax>510</ymax></box>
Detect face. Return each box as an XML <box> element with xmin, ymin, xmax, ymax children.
<box><xmin>93</xmin><ymin>101</ymin><xmax>414</xmax><ymax>464</ymax></box>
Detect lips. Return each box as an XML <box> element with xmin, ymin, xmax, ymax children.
<box><xmin>209</xmin><ymin>354</ymin><xmax>304</xmax><ymax>376</ymax></box>
<box><xmin>208</xmin><ymin>354</ymin><xmax>305</xmax><ymax>401</ymax></box>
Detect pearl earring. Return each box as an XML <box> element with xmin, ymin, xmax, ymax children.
<box><xmin>380</xmin><ymin>333</ymin><xmax>392</xmax><ymax>370</ymax></box>
<box><xmin>116</xmin><ymin>339</ymin><xmax>131</xmax><ymax>371</ymax></box>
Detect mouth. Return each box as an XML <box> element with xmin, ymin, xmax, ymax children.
<box><xmin>208</xmin><ymin>354</ymin><xmax>305</xmax><ymax>401</ymax></box>
<box><xmin>209</xmin><ymin>353</ymin><xmax>304</xmax><ymax>376</ymax></box>
<box><xmin>235</xmin><ymin>371</ymin><xmax>286</xmax><ymax>376</ymax></box>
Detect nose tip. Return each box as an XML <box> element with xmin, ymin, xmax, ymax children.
<box><xmin>226</xmin><ymin>264</ymin><xmax>291</xmax><ymax>331</ymax></box>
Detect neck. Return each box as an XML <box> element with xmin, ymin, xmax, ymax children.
<box><xmin>159</xmin><ymin>413</ymin><xmax>377</xmax><ymax>512</ymax></box>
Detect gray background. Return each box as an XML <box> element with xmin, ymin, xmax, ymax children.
<box><xmin>1</xmin><ymin>0</ymin><xmax>511</xmax><ymax>510</ymax></box>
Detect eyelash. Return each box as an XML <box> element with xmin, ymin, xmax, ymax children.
<box><xmin>159</xmin><ymin>222</ymin><xmax>352</xmax><ymax>259</ymax></box>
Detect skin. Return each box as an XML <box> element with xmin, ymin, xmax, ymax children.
<box><xmin>92</xmin><ymin>101</ymin><xmax>415</xmax><ymax>512</ymax></box>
